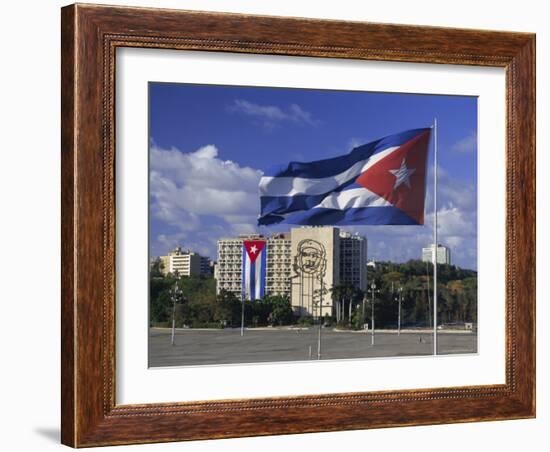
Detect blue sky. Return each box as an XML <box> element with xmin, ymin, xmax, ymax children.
<box><xmin>149</xmin><ymin>82</ymin><xmax>478</xmax><ymax>269</ymax></box>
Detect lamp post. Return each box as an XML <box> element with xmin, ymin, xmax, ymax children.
<box><xmin>240</xmin><ymin>289</ymin><xmax>245</xmax><ymax>337</ymax></box>
<box><xmin>397</xmin><ymin>286</ymin><xmax>403</xmax><ymax>336</ymax></box>
<box><xmin>362</xmin><ymin>291</ymin><xmax>367</xmax><ymax>333</ymax></box>
<box><xmin>312</xmin><ymin>279</ymin><xmax>327</xmax><ymax>360</ymax></box>
<box><xmin>317</xmin><ymin>284</ymin><xmax>322</xmax><ymax>360</ymax></box>
<box><xmin>170</xmin><ymin>271</ymin><xmax>181</xmax><ymax>346</ymax></box>
<box><xmin>370</xmin><ymin>282</ymin><xmax>379</xmax><ymax>346</ymax></box>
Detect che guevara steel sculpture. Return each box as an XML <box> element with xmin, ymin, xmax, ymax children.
<box><xmin>293</xmin><ymin>239</ymin><xmax>327</xmax><ymax>319</ymax></box>
<box><xmin>292</xmin><ymin>239</ymin><xmax>327</xmax><ymax>359</ymax></box>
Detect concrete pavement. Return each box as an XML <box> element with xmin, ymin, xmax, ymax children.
<box><xmin>149</xmin><ymin>327</ymin><xmax>477</xmax><ymax>367</ymax></box>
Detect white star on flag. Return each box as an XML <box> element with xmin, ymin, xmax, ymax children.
<box><xmin>250</xmin><ymin>245</ymin><xmax>258</xmax><ymax>254</ymax></box>
<box><xmin>389</xmin><ymin>159</ymin><xmax>416</xmax><ymax>190</ymax></box>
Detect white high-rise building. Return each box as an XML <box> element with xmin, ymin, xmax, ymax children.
<box><xmin>216</xmin><ymin>233</ymin><xmax>293</xmax><ymax>299</ymax></box>
<box><xmin>422</xmin><ymin>244</ymin><xmax>451</xmax><ymax>265</ymax></box>
<box><xmin>216</xmin><ymin>236</ymin><xmax>251</xmax><ymax>296</ymax></box>
<box><xmin>265</xmin><ymin>233</ymin><xmax>292</xmax><ymax>299</ymax></box>
<box><xmin>159</xmin><ymin>247</ymin><xmax>212</xmax><ymax>277</ymax></box>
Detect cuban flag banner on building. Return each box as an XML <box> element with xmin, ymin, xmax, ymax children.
<box><xmin>258</xmin><ymin>128</ymin><xmax>432</xmax><ymax>226</ymax></box>
<box><xmin>241</xmin><ymin>240</ymin><xmax>267</xmax><ymax>300</ymax></box>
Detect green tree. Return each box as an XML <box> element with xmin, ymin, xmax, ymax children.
<box><xmin>150</xmin><ymin>257</ymin><xmax>165</xmax><ymax>278</ymax></box>
<box><xmin>215</xmin><ymin>290</ymin><xmax>241</xmax><ymax>326</ymax></box>
<box><xmin>267</xmin><ymin>295</ymin><xmax>293</xmax><ymax>326</ymax></box>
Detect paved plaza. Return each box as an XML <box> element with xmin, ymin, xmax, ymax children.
<box><xmin>149</xmin><ymin>327</ymin><xmax>477</xmax><ymax>367</ymax></box>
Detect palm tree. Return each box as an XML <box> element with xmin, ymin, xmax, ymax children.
<box><xmin>349</xmin><ymin>286</ymin><xmax>364</xmax><ymax>326</ymax></box>
<box><xmin>345</xmin><ymin>285</ymin><xmax>354</xmax><ymax>323</ymax></box>
<box><xmin>330</xmin><ymin>285</ymin><xmax>342</xmax><ymax>322</ymax></box>
<box><xmin>334</xmin><ymin>285</ymin><xmax>355</xmax><ymax>325</ymax></box>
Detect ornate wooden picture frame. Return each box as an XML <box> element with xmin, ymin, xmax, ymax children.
<box><xmin>61</xmin><ymin>3</ymin><xmax>535</xmax><ymax>447</ymax></box>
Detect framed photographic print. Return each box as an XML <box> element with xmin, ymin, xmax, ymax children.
<box><xmin>61</xmin><ymin>3</ymin><xmax>535</xmax><ymax>447</ymax></box>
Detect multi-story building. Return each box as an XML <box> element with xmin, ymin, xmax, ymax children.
<box><xmin>216</xmin><ymin>233</ymin><xmax>293</xmax><ymax>299</ymax></box>
<box><xmin>265</xmin><ymin>233</ymin><xmax>292</xmax><ymax>299</ymax></box>
<box><xmin>215</xmin><ymin>236</ymin><xmax>250</xmax><ymax>296</ymax></box>
<box><xmin>422</xmin><ymin>244</ymin><xmax>451</xmax><ymax>265</ymax></box>
<box><xmin>159</xmin><ymin>247</ymin><xmax>212</xmax><ymax>277</ymax></box>
<box><xmin>289</xmin><ymin>226</ymin><xmax>340</xmax><ymax>317</ymax></box>
<box><xmin>339</xmin><ymin>231</ymin><xmax>367</xmax><ymax>292</ymax></box>
<box><xmin>200</xmin><ymin>255</ymin><xmax>213</xmax><ymax>276</ymax></box>
<box><xmin>215</xmin><ymin>227</ymin><xmax>368</xmax><ymax>316</ymax></box>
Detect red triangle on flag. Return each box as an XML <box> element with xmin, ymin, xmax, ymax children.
<box><xmin>355</xmin><ymin>130</ymin><xmax>431</xmax><ymax>224</ymax></box>
<box><xmin>243</xmin><ymin>240</ymin><xmax>266</xmax><ymax>264</ymax></box>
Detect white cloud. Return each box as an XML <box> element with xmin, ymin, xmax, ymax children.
<box><xmin>426</xmin><ymin>165</ymin><xmax>477</xmax><ymax>213</ymax></box>
<box><xmin>155</xmin><ymin>232</ymin><xmax>186</xmax><ymax>254</ymax></box>
<box><xmin>438</xmin><ymin>180</ymin><xmax>476</xmax><ymax>212</ymax></box>
<box><xmin>230</xmin><ymin>222</ymin><xmax>258</xmax><ymax>236</ymax></box>
<box><xmin>452</xmin><ymin>131</ymin><xmax>477</xmax><ymax>153</ymax></box>
<box><xmin>288</xmin><ymin>104</ymin><xmax>318</xmax><ymax>126</ymax></box>
<box><xmin>229</xmin><ymin>99</ymin><xmax>320</xmax><ymax>128</ymax></box>
<box><xmin>150</xmin><ymin>144</ymin><xmax>261</xmax><ymax>218</ymax></box>
<box><xmin>150</xmin><ymin>144</ymin><xmax>263</xmax><ymax>258</ymax></box>
<box><xmin>426</xmin><ymin>166</ymin><xmax>477</xmax><ymax>268</ymax></box>
<box><xmin>231</xmin><ymin>100</ymin><xmax>287</xmax><ymax>121</ymax></box>
<box><xmin>427</xmin><ymin>204</ymin><xmax>477</xmax><ymax>268</ymax></box>
<box><xmin>151</xmin><ymin>144</ymin><xmax>261</xmax><ymax>193</ymax></box>
<box><xmin>437</xmin><ymin>206</ymin><xmax>476</xmax><ymax>237</ymax></box>
<box><xmin>362</xmin><ymin>226</ymin><xmax>431</xmax><ymax>263</ymax></box>
<box><xmin>149</xmin><ymin>172</ymin><xmax>201</xmax><ymax>229</ymax></box>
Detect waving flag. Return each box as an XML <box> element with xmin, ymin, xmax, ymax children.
<box><xmin>241</xmin><ymin>240</ymin><xmax>267</xmax><ymax>300</ymax></box>
<box><xmin>258</xmin><ymin>128</ymin><xmax>431</xmax><ymax>226</ymax></box>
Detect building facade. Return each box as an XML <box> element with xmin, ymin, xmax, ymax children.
<box><xmin>159</xmin><ymin>247</ymin><xmax>212</xmax><ymax>277</ymax></box>
<box><xmin>290</xmin><ymin>226</ymin><xmax>340</xmax><ymax>317</ymax></box>
<box><xmin>339</xmin><ymin>231</ymin><xmax>368</xmax><ymax>292</ymax></box>
<box><xmin>200</xmin><ymin>255</ymin><xmax>213</xmax><ymax>276</ymax></box>
<box><xmin>215</xmin><ymin>227</ymin><xmax>367</xmax><ymax>316</ymax></box>
<box><xmin>265</xmin><ymin>233</ymin><xmax>292</xmax><ymax>299</ymax></box>
<box><xmin>216</xmin><ymin>237</ymin><xmax>248</xmax><ymax>295</ymax></box>
<box><xmin>421</xmin><ymin>244</ymin><xmax>451</xmax><ymax>265</ymax></box>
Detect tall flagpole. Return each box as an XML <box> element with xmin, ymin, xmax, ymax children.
<box><xmin>241</xmin><ymin>295</ymin><xmax>245</xmax><ymax>337</ymax></box>
<box><xmin>433</xmin><ymin>118</ymin><xmax>438</xmax><ymax>356</ymax></box>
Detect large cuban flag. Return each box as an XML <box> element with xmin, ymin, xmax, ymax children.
<box><xmin>258</xmin><ymin>128</ymin><xmax>431</xmax><ymax>226</ymax></box>
<box><xmin>242</xmin><ymin>240</ymin><xmax>267</xmax><ymax>300</ymax></box>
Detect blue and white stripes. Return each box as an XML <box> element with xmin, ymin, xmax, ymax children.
<box><xmin>241</xmin><ymin>241</ymin><xmax>267</xmax><ymax>300</ymax></box>
<box><xmin>258</xmin><ymin>128</ymin><xmax>430</xmax><ymax>226</ymax></box>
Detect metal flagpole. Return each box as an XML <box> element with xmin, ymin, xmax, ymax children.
<box><xmin>397</xmin><ymin>286</ymin><xmax>403</xmax><ymax>336</ymax></box>
<box><xmin>433</xmin><ymin>117</ymin><xmax>438</xmax><ymax>356</ymax></box>
<box><xmin>241</xmin><ymin>287</ymin><xmax>245</xmax><ymax>337</ymax></box>
<box><xmin>318</xmin><ymin>279</ymin><xmax>322</xmax><ymax>360</ymax></box>
<box><xmin>370</xmin><ymin>283</ymin><xmax>377</xmax><ymax>346</ymax></box>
